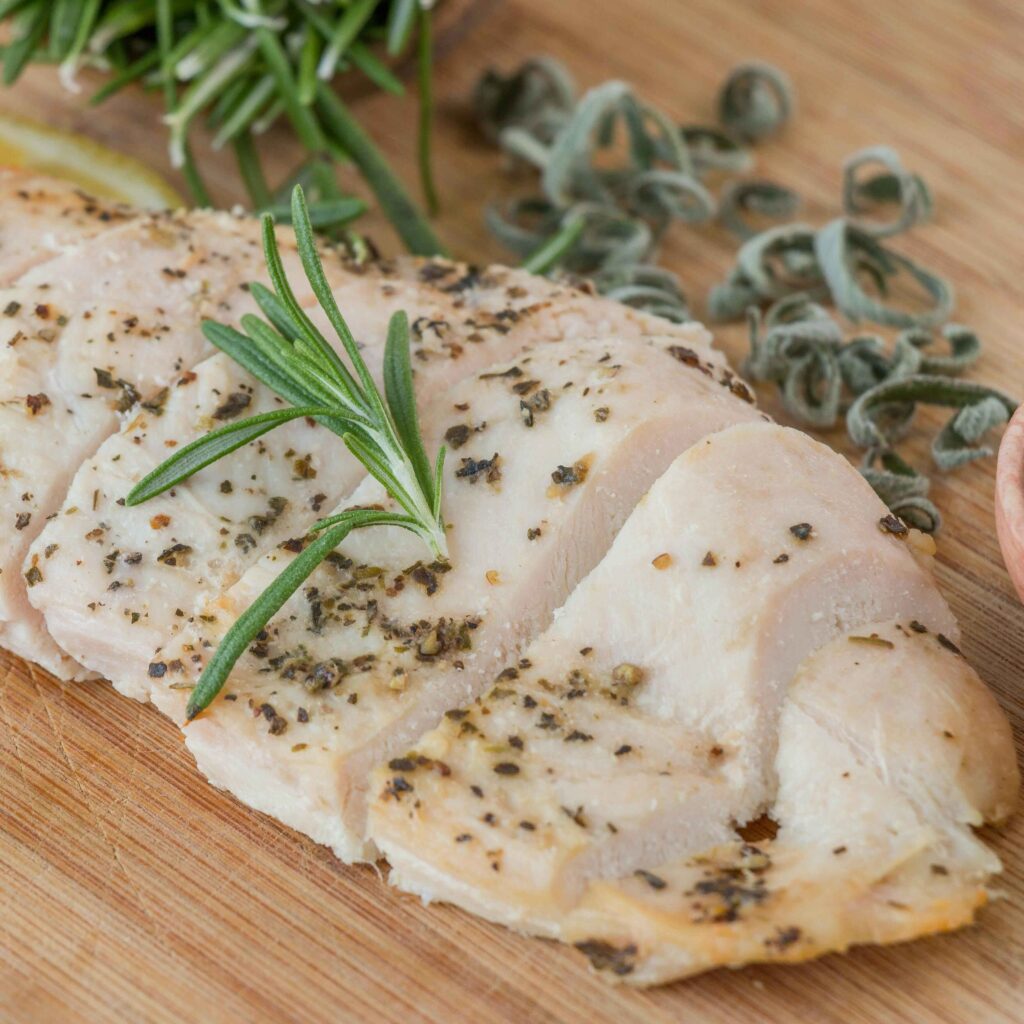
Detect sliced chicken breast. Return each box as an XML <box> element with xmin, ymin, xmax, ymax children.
<box><xmin>0</xmin><ymin>169</ymin><xmax>133</xmax><ymax>284</ymax></box>
<box><xmin>24</xmin><ymin>249</ymin><xmax>722</xmax><ymax>691</ymax></box>
<box><xmin>368</xmin><ymin>423</ymin><xmax>959</xmax><ymax>933</ymax></box>
<box><xmin>0</xmin><ymin>208</ymin><xmax>331</xmax><ymax>676</ymax></box>
<box><xmin>148</xmin><ymin>338</ymin><xmax>761</xmax><ymax>861</ymax></box>
<box><xmin>562</xmin><ymin>621</ymin><xmax>1017</xmax><ymax>984</ymax></box>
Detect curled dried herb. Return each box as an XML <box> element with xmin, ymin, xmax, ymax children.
<box><xmin>720</xmin><ymin>180</ymin><xmax>801</xmax><ymax>240</ymax></box>
<box><xmin>859</xmin><ymin>450</ymin><xmax>940</xmax><ymax>533</ymax></box>
<box><xmin>475</xmin><ymin>58</ymin><xmax>1011</xmax><ymax>532</ymax></box>
<box><xmin>842</xmin><ymin>146</ymin><xmax>933</xmax><ymax>238</ymax></box>
<box><xmin>717</xmin><ymin>62</ymin><xmax>794</xmax><ymax>142</ymax></box>
<box><xmin>847</xmin><ymin>376</ymin><xmax>1015</xmax><ymax>472</ymax></box>
<box><xmin>473</xmin><ymin>57</ymin><xmax>798</xmax><ymax>324</ymax></box>
<box><xmin>743</xmin><ymin>291</ymin><xmax>1013</xmax><ymax>529</ymax></box>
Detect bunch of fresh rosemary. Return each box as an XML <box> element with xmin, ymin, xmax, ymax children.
<box><xmin>127</xmin><ymin>184</ymin><xmax>446</xmax><ymax>718</ymax></box>
<box><xmin>473</xmin><ymin>57</ymin><xmax>1017</xmax><ymax>532</ymax></box>
<box><xmin>0</xmin><ymin>0</ymin><xmax>442</xmax><ymax>252</ymax></box>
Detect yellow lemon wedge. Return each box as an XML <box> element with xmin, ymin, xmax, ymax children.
<box><xmin>0</xmin><ymin>111</ymin><xmax>181</xmax><ymax>209</ymax></box>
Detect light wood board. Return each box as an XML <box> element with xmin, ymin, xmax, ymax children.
<box><xmin>1</xmin><ymin>1</ymin><xmax>1023</xmax><ymax>1021</ymax></box>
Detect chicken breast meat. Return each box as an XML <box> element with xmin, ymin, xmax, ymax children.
<box><xmin>25</xmin><ymin>251</ymin><xmax>722</xmax><ymax>696</ymax></box>
<box><xmin>563</xmin><ymin>620</ymin><xmax>1017</xmax><ymax>984</ymax></box>
<box><xmin>0</xmin><ymin>169</ymin><xmax>134</xmax><ymax>285</ymax></box>
<box><xmin>0</xmin><ymin>203</ymin><xmax>343</xmax><ymax>677</ymax></box>
<box><xmin>148</xmin><ymin>338</ymin><xmax>760</xmax><ymax>860</ymax></box>
<box><xmin>2</xmin><ymin>179</ymin><xmax>1016</xmax><ymax>988</ymax></box>
<box><xmin>367</xmin><ymin>423</ymin><xmax>1017</xmax><ymax>976</ymax></box>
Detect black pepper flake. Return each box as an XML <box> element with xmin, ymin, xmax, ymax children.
<box><xmin>25</xmin><ymin>393</ymin><xmax>49</xmax><ymax>415</ymax></box>
<box><xmin>389</xmin><ymin>757</ymin><xmax>417</xmax><ymax>772</ymax></box>
<box><xmin>519</xmin><ymin>820</ymin><xmax>536</xmax><ymax>831</ymax></box>
<box><xmin>909</xmin><ymin>620</ymin><xmax>928</xmax><ymax>633</ymax></box>
<box><xmin>565</xmin><ymin>730</ymin><xmax>593</xmax><ymax>743</ymax></box>
<box><xmin>386</xmin><ymin>776</ymin><xmax>413</xmax><ymax>799</ymax></box>
<box><xmin>296</xmin><ymin>707</ymin><xmax>309</xmax><ymax>723</ymax></box>
<box><xmin>937</xmin><ymin>633</ymin><xmax>962</xmax><ymax>656</ymax></box>
<box><xmin>668</xmin><ymin>345</ymin><xmax>701</xmax><ymax>367</ymax></box>
<box><xmin>493</xmin><ymin>761</ymin><xmax>520</xmax><ymax>775</ymax></box>
<box><xmin>140</xmin><ymin>388</ymin><xmax>169</xmax><ymax>415</ymax></box>
<box><xmin>260</xmin><ymin>703</ymin><xmax>287</xmax><ymax>735</ymax></box>
<box><xmin>527</xmin><ymin>526</ymin><xmax>541</xmax><ymax>540</ymax></box>
<box><xmin>444</xmin><ymin>424</ymin><xmax>471</xmax><ymax>449</ymax></box>
<box><xmin>878</xmin><ymin>513</ymin><xmax>909</xmax><ymax>538</ymax></box>
<box><xmin>14</xmin><ymin>512</ymin><xmax>30</xmax><ymax>530</ymax></box>
<box><xmin>635</xmin><ymin>869</ymin><xmax>667</xmax><ymax>890</ymax></box>
<box><xmin>156</xmin><ymin>543</ymin><xmax>192</xmax><ymax>567</ymax></box>
<box><xmin>212</xmin><ymin>391</ymin><xmax>252</xmax><ymax>420</ymax></box>
<box><xmin>455</xmin><ymin>452</ymin><xmax>501</xmax><ymax>484</ymax></box>
<box><xmin>594</xmin><ymin>406</ymin><xmax>609</xmax><ymax>422</ymax></box>
<box><xmin>551</xmin><ymin>462</ymin><xmax>587</xmax><ymax>487</ymax></box>
<box><xmin>773</xmin><ymin>553</ymin><xmax>789</xmax><ymax>564</ymax></box>
<box><xmin>219</xmin><ymin>480</ymin><xmax>233</xmax><ymax>494</ymax></box>
<box><xmin>574</xmin><ymin>940</ymin><xmax>637</xmax><ymax>976</ymax></box>
<box><xmin>789</xmin><ymin>522</ymin><xmax>813</xmax><ymax>541</ymax></box>
<box><xmin>24</xmin><ymin>565</ymin><xmax>42</xmax><ymax>587</ymax></box>
<box><xmin>702</xmin><ymin>551</ymin><xmax>717</xmax><ymax>567</ymax></box>
<box><xmin>614</xmin><ymin>744</ymin><xmax>633</xmax><ymax>756</ymax></box>
<box><xmin>479</xmin><ymin>365</ymin><xmax>522</xmax><ymax>380</ymax></box>
<box><xmin>454</xmin><ymin>833</ymin><xmax>473</xmax><ymax>843</ymax></box>
<box><xmin>234</xmin><ymin>532</ymin><xmax>256</xmax><ymax>554</ymax></box>
<box><xmin>522</xmin><ymin>694</ymin><xmax>537</xmax><ymax>709</ymax></box>
<box><xmin>3</xmin><ymin>300</ymin><xmax>21</xmax><ymax>317</ymax></box>
<box><xmin>765</xmin><ymin>926</ymin><xmax>802</xmax><ymax>950</ymax></box>
<box><xmin>148</xmin><ymin>662</ymin><xmax>167</xmax><ymax>678</ymax></box>
<box><xmin>519</xmin><ymin>388</ymin><xmax>551</xmax><ymax>427</ymax></box>
<box><xmin>470</xmin><ymin>785</ymin><xmax>484</xmax><ymax>798</ymax></box>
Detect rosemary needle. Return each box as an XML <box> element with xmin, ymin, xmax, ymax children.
<box><xmin>126</xmin><ymin>184</ymin><xmax>447</xmax><ymax>718</ymax></box>
<box><xmin>0</xmin><ymin>0</ymin><xmax>442</xmax><ymax>250</ymax></box>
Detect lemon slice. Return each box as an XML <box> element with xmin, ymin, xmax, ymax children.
<box><xmin>0</xmin><ymin>111</ymin><xmax>181</xmax><ymax>209</ymax></box>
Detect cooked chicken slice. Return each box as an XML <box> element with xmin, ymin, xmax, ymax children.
<box><xmin>0</xmin><ymin>170</ymin><xmax>133</xmax><ymax>283</ymax></box>
<box><xmin>368</xmin><ymin>423</ymin><xmax>959</xmax><ymax>931</ymax></box>
<box><xmin>22</xmin><ymin>355</ymin><xmax>348</xmax><ymax>694</ymax></box>
<box><xmin>149</xmin><ymin>338</ymin><xmax>761</xmax><ymax>860</ymax></box>
<box><xmin>0</xmin><ymin>208</ymin><xmax>337</xmax><ymax>676</ymax></box>
<box><xmin>561</xmin><ymin>621</ymin><xmax>1017</xmax><ymax>985</ymax></box>
<box><xmin>24</xmin><ymin>250</ymin><xmax>722</xmax><ymax>692</ymax></box>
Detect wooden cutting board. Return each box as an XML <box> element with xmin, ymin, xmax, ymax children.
<box><xmin>1</xmin><ymin>1</ymin><xmax>1022</xmax><ymax>1021</ymax></box>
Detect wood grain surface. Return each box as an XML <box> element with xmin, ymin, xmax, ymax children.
<box><xmin>2</xmin><ymin>1</ymin><xmax>1023</xmax><ymax>1021</ymax></box>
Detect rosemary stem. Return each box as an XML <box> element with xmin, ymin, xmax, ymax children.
<box><xmin>315</xmin><ymin>81</ymin><xmax>446</xmax><ymax>257</ymax></box>
<box><xmin>521</xmin><ymin>213</ymin><xmax>586</xmax><ymax>274</ymax></box>
<box><xmin>416</xmin><ymin>4</ymin><xmax>439</xmax><ymax>216</ymax></box>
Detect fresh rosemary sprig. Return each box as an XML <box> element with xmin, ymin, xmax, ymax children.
<box><xmin>126</xmin><ymin>184</ymin><xmax>446</xmax><ymax>719</ymax></box>
<box><xmin>0</xmin><ymin>0</ymin><xmax>442</xmax><ymax>251</ymax></box>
